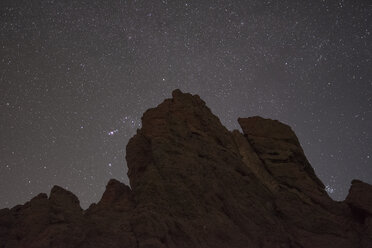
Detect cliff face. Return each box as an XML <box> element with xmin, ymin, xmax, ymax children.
<box><xmin>1</xmin><ymin>90</ymin><xmax>371</xmax><ymax>248</ymax></box>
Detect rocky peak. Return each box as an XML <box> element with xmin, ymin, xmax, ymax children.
<box><xmin>238</xmin><ymin>116</ymin><xmax>299</xmax><ymax>142</ymax></box>
<box><xmin>100</xmin><ymin>179</ymin><xmax>132</xmax><ymax>205</ymax></box>
<box><xmin>239</xmin><ymin>116</ymin><xmax>329</xmax><ymax>203</ymax></box>
<box><xmin>49</xmin><ymin>185</ymin><xmax>82</xmax><ymax>211</ymax></box>
<box><xmin>1</xmin><ymin>89</ymin><xmax>371</xmax><ymax>248</ymax></box>
<box><xmin>346</xmin><ymin>180</ymin><xmax>372</xmax><ymax>216</ymax></box>
<box><xmin>89</xmin><ymin>179</ymin><xmax>134</xmax><ymax>213</ymax></box>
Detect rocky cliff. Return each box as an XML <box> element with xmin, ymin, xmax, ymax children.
<box><xmin>1</xmin><ymin>90</ymin><xmax>371</xmax><ymax>248</ymax></box>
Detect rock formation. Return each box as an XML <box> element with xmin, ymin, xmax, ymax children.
<box><xmin>0</xmin><ymin>89</ymin><xmax>371</xmax><ymax>248</ymax></box>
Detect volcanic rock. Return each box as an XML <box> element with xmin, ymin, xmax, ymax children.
<box><xmin>0</xmin><ymin>89</ymin><xmax>371</xmax><ymax>248</ymax></box>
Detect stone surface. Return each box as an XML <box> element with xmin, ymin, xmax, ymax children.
<box><xmin>0</xmin><ymin>89</ymin><xmax>371</xmax><ymax>247</ymax></box>
<box><xmin>346</xmin><ymin>180</ymin><xmax>372</xmax><ymax>216</ymax></box>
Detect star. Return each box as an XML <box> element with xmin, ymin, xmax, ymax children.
<box><xmin>108</xmin><ymin>129</ymin><xmax>119</xmax><ymax>136</ymax></box>
<box><xmin>0</xmin><ymin>0</ymin><xmax>371</xmax><ymax>209</ymax></box>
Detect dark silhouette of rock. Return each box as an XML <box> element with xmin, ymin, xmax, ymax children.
<box><xmin>346</xmin><ymin>180</ymin><xmax>372</xmax><ymax>216</ymax></box>
<box><xmin>1</xmin><ymin>89</ymin><xmax>371</xmax><ymax>247</ymax></box>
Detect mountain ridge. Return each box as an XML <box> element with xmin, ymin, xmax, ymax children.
<box><xmin>1</xmin><ymin>89</ymin><xmax>371</xmax><ymax>248</ymax></box>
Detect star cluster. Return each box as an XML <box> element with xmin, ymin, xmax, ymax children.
<box><xmin>1</xmin><ymin>0</ymin><xmax>371</xmax><ymax>208</ymax></box>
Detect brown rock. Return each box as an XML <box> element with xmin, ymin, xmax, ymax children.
<box><xmin>0</xmin><ymin>89</ymin><xmax>371</xmax><ymax>247</ymax></box>
<box><xmin>0</xmin><ymin>187</ymin><xmax>86</xmax><ymax>248</ymax></box>
<box><xmin>345</xmin><ymin>177</ymin><xmax>372</xmax><ymax>244</ymax></box>
<box><xmin>346</xmin><ymin>180</ymin><xmax>372</xmax><ymax>216</ymax></box>
<box><xmin>238</xmin><ymin>116</ymin><xmax>327</xmax><ymax>202</ymax></box>
<box><xmin>90</xmin><ymin>178</ymin><xmax>133</xmax><ymax>211</ymax></box>
<box><xmin>49</xmin><ymin>185</ymin><xmax>82</xmax><ymax>212</ymax></box>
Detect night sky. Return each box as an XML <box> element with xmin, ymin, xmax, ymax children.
<box><xmin>1</xmin><ymin>0</ymin><xmax>371</xmax><ymax>209</ymax></box>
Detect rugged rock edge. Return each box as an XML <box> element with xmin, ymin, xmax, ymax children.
<box><xmin>0</xmin><ymin>89</ymin><xmax>371</xmax><ymax>248</ymax></box>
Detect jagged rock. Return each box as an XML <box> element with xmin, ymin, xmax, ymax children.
<box><xmin>88</xmin><ymin>179</ymin><xmax>133</xmax><ymax>212</ymax></box>
<box><xmin>0</xmin><ymin>187</ymin><xmax>86</xmax><ymax>248</ymax></box>
<box><xmin>0</xmin><ymin>89</ymin><xmax>371</xmax><ymax>247</ymax></box>
<box><xmin>49</xmin><ymin>185</ymin><xmax>82</xmax><ymax>212</ymax></box>
<box><xmin>346</xmin><ymin>180</ymin><xmax>372</xmax><ymax>216</ymax></box>
<box><xmin>83</xmin><ymin>179</ymin><xmax>136</xmax><ymax>248</ymax></box>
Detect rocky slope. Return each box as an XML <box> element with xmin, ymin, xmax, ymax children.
<box><xmin>1</xmin><ymin>89</ymin><xmax>371</xmax><ymax>248</ymax></box>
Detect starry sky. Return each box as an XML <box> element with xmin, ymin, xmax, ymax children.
<box><xmin>1</xmin><ymin>0</ymin><xmax>371</xmax><ymax>209</ymax></box>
